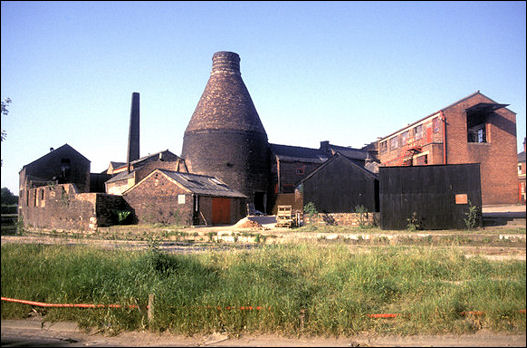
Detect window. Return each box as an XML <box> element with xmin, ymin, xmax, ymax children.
<box><xmin>178</xmin><ymin>194</ymin><xmax>185</xmax><ymax>204</ymax></box>
<box><xmin>468</xmin><ymin>124</ymin><xmax>486</xmax><ymax>143</ymax></box>
<box><xmin>467</xmin><ymin>109</ymin><xmax>489</xmax><ymax>143</ymax></box>
<box><xmin>296</xmin><ymin>167</ymin><xmax>305</xmax><ymax>175</ymax></box>
<box><xmin>433</xmin><ymin>117</ymin><xmax>441</xmax><ymax>133</ymax></box>
<box><xmin>40</xmin><ymin>189</ymin><xmax>45</xmax><ymax>200</ymax></box>
<box><xmin>414</xmin><ymin>125</ymin><xmax>423</xmax><ymax>140</ymax></box>
<box><xmin>519</xmin><ymin>164</ymin><xmax>523</xmax><ymax>175</ymax></box>
<box><xmin>390</xmin><ymin>136</ymin><xmax>398</xmax><ymax>150</ymax></box>
<box><xmin>401</xmin><ymin>131</ymin><xmax>409</xmax><ymax>146</ymax></box>
<box><xmin>379</xmin><ymin>141</ymin><xmax>387</xmax><ymax>153</ymax></box>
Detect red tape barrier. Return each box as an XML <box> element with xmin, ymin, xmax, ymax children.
<box><xmin>3</xmin><ymin>297</ymin><xmax>525</xmax><ymax>317</ymax></box>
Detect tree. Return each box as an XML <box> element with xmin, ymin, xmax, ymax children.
<box><xmin>1</xmin><ymin>97</ymin><xmax>11</xmax><ymax>142</ymax></box>
<box><xmin>1</xmin><ymin>187</ymin><xmax>18</xmax><ymax>205</ymax></box>
<box><xmin>1</xmin><ymin>97</ymin><xmax>12</xmax><ymax>166</ymax></box>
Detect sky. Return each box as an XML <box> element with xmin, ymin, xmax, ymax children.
<box><xmin>1</xmin><ymin>1</ymin><xmax>526</xmax><ymax>195</ymax></box>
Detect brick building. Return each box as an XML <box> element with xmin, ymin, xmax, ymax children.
<box><xmin>519</xmin><ymin>137</ymin><xmax>526</xmax><ymax>204</ymax></box>
<box><xmin>373</xmin><ymin>91</ymin><xmax>518</xmax><ymax>205</ymax></box>
<box><xmin>105</xmin><ymin>150</ymin><xmax>187</xmax><ymax>195</ymax></box>
<box><xmin>123</xmin><ymin>169</ymin><xmax>246</xmax><ymax>225</ymax></box>
<box><xmin>18</xmin><ymin>144</ymin><xmax>132</xmax><ymax>231</ymax></box>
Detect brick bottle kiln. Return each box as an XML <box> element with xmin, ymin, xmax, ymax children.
<box><xmin>181</xmin><ymin>51</ymin><xmax>271</xmax><ymax>213</ymax></box>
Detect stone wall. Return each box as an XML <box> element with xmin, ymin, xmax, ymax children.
<box><xmin>303</xmin><ymin>212</ymin><xmax>379</xmax><ymax>227</ymax></box>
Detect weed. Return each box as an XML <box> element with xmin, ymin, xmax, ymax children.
<box><xmin>407</xmin><ymin>212</ymin><xmax>422</xmax><ymax>231</ymax></box>
<box><xmin>464</xmin><ymin>200</ymin><xmax>482</xmax><ymax>230</ymax></box>
<box><xmin>304</xmin><ymin>202</ymin><xmax>318</xmax><ymax>217</ymax></box>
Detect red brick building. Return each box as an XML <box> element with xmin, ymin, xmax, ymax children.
<box><xmin>374</xmin><ymin>91</ymin><xmax>517</xmax><ymax>205</ymax></box>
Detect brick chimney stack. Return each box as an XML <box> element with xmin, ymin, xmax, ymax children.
<box><xmin>127</xmin><ymin>92</ymin><xmax>140</xmax><ymax>163</ymax></box>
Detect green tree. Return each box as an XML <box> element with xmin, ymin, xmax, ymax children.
<box><xmin>1</xmin><ymin>187</ymin><xmax>18</xmax><ymax>205</ymax></box>
<box><xmin>1</xmin><ymin>97</ymin><xmax>11</xmax><ymax>142</ymax></box>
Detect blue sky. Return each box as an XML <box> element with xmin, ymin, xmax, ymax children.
<box><xmin>1</xmin><ymin>1</ymin><xmax>525</xmax><ymax>194</ymax></box>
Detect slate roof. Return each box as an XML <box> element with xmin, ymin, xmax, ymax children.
<box><xmin>105</xmin><ymin>170</ymin><xmax>134</xmax><ymax>184</ymax></box>
<box><xmin>269</xmin><ymin>143</ymin><xmax>328</xmax><ymax>163</ymax></box>
<box><xmin>299</xmin><ymin>152</ymin><xmax>378</xmax><ymax>186</ymax></box>
<box><xmin>20</xmin><ymin>143</ymin><xmax>90</xmax><ymax>173</ymax></box>
<box><xmin>519</xmin><ymin>151</ymin><xmax>526</xmax><ymax>163</ymax></box>
<box><xmin>160</xmin><ymin>170</ymin><xmax>247</xmax><ymax>198</ymax></box>
<box><xmin>327</xmin><ymin>144</ymin><xmax>368</xmax><ymax>160</ymax></box>
<box><xmin>125</xmin><ymin>169</ymin><xmax>246</xmax><ymax>198</ymax></box>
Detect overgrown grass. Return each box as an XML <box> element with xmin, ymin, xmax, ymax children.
<box><xmin>1</xmin><ymin>243</ymin><xmax>525</xmax><ymax>336</ymax></box>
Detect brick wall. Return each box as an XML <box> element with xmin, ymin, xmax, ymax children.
<box><xmin>275</xmin><ymin>160</ymin><xmax>321</xmax><ymax>193</ymax></box>
<box><xmin>443</xmin><ymin>94</ymin><xmax>517</xmax><ymax>204</ymax></box>
<box><xmin>20</xmin><ymin>184</ymin><xmax>94</xmax><ymax>231</ymax></box>
<box><xmin>123</xmin><ymin>172</ymin><xmax>194</xmax><ymax>225</ymax></box>
<box><xmin>19</xmin><ymin>183</ymin><xmax>131</xmax><ymax>231</ymax></box>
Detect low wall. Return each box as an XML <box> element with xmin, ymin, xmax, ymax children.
<box><xmin>303</xmin><ymin>212</ymin><xmax>379</xmax><ymax>226</ymax></box>
<box><xmin>20</xmin><ymin>184</ymin><xmax>129</xmax><ymax>232</ymax></box>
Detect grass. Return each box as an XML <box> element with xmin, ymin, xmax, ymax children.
<box><xmin>1</xmin><ymin>243</ymin><xmax>525</xmax><ymax>337</ymax></box>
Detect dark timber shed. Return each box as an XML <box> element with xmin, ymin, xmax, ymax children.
<box><xmin>299</xmin><ymin>152</ymin><xmax>379</xmax><ymax>213</ymax></box>
<box><xmin>379</xmin><ymin>163</ymin><xmax>482</xmax><ymax>230</ymax></box>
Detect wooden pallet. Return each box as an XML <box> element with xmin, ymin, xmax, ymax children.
<box><xmin>276</xmin><ymin>205</ymin><xmax>293</xmax><ymax>227</ymax></box>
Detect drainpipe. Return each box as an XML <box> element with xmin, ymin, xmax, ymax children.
<box><xmin>440</xmin><ymin>110</ymin><xmax>447</xmax><ymax>164</ymax></box>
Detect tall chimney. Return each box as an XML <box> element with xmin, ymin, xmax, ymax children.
<box><xmin>127</xmin><ymin>92</ymin><xmax>140</xmax><ymax>163</ymax></box>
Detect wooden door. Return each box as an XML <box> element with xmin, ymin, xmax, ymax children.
<box><xmin>212</xmin><ymin>197</ymin><xmax>231</xmax><ymax>225</ymax></box>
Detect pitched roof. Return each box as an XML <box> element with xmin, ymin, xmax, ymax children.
<box><xmin>270</xmin><ymin>143</ymin><xmax>328</xmax><ymax>163</ymax></box>
<box><xmin>123</xmin><ymin>169</ymin><xmax>246</xmax><ymax>198</ymax></box>
<box><xmin>111</xmin><ymin>150</ymin><xmax>180</xmax><ymax>173</ymax></box>
<box><xmin>519</xmin><ymin>151</ymin><xmax>526</xmax><ymax>163</ymax></box>
<box><xmin>327</xmin><ymin>144</ymin><xmax>368</xmax><ymax>160</ymax></box>
<box><xmin>105</xmin><ymin>170</ymin><xmax>134</xmax><ymax>184</ymax></box>
<box><xmin>299</xmin><ymin>152</ymin><xmax>378</xmax><ymax>186</ymax></box>
<box><xmin>20</xmin><ymin>143</ymin><xmax>90</xmax><ymax>173</ymax></box>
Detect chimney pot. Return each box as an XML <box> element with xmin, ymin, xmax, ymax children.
<box><xmin>211</xmin><ymin>51</ymin><xmax>241</xmax><ymax>75</ymax></box>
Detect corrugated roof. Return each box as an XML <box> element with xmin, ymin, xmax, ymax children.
<box><xmin>158</xmin><ymin>169</ymin><xmax>247</xmax><ymax>198</ymax></box>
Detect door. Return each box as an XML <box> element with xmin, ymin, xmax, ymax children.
<box><xmin>212</xmin><ymin>197</ymin><xmax>231</xmax><ymax>225</ymax></box>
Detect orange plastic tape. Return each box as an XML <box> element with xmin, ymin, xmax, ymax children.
<box><xmin>367</xmin><ymin>313</ymin><xmax>399</xmax><ymax>318</ymax></box>
<box><xmin>1</xmin><ymin>297</ymin><xmax>140</xmax><ymax>309</ymax></box>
